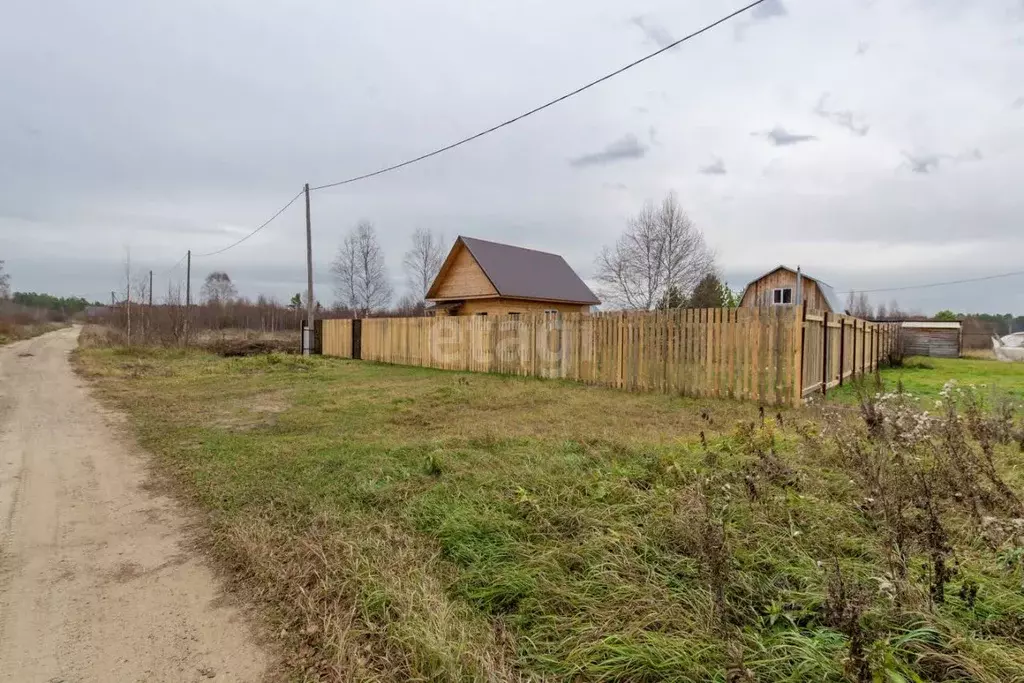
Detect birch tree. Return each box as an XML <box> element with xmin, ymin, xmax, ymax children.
<box><xmin>0</xmin><ymin>260</ymin><xmax>9</xmax><ymax>299</ymax></box>
<box><xmin>595</xmin><ymin>193</ymin><xmax>714</xmax><ymax>310</ymax></box>
<box><xmin>331</xmin><ymin>221</ymin><xmax>393</xmax><ymax>315</ymax></box>
<box><xmin>402</xmin><ymin>228</ymin><xmax>445</xmax><ymax>299</ymax></box>
<box><xmin>201</xmin><ymin>272</ymin><xmax>238</xmax><ymax>304</ymax></box>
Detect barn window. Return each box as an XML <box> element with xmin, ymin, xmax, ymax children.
<box><xmin>476</xmin><ymin>312</ymin><xmax>488</xmax><ymax>316</ymax></box>
<box><xmin>772</xmin><ymin>288</ymin><xmax>792</xmax><ymax>305</ymax></box>
<box><xmin>508</xmin><ymin>312</ymin><xmax>520</xmax><ymax>319</ymax></box>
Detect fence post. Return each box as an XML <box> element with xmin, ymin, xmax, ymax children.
<box><xmin>851</xmin><ymin>319</ymin><xmax>859</xmax><ymax>381</ymax></box>
<box><xmin>838</xmin><ymin>317</ymin><xmax>846</xmax><ymax>387</ymax></box>
<box><xmin>794</xmin><ymin>303</ymin><xmax>806</xmax><ymax>406</ymax></box>
<box><xmin>352</xmin><ymin>318</ymin><xmax>362</xmax><ymax>360</ymax></box>
<box><xmin>861</xmin><ymin>321</ymin><xmax>867</xmax><ymax>375</ymax></box>
<box><xmin>870</xmin><ymin>324</ymin><xmax>876</xmax><ymax>372</ymax></box>
<box><xmin>821</xmin><ymin>310</ymin><xmax>829</xmax><ymax>396</ymax></box>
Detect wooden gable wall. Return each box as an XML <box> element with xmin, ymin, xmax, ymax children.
<box><xmin>431</xmin><ymin>243</ymin><xmax>497</xmax><ymax>300</ymax></box>
<box><xmin>740</xmin><ymin>270</ymin><xmax>835</xmax><ymax>312</ymax></box>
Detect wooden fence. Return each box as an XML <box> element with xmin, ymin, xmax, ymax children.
<box><xmin>319</xmin><ymin>306</ymin><xmax>898</xmax><ymax>405</ymax></box>
<box><xmin>320</xmin><ymin>319</ymin><xmax>353</xmax><ymax>358</ymax></box>
<box><xmin>800</xmin><ymin>312</ymin><xmax>899</xmax><ymax>398</ymax></box>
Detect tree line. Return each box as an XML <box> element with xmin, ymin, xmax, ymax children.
<box><xmin>0</xmin><ymin>259</ymin><xmax>106</xmax><ymax>323</ymax></box>
<box><xmin>9</xmin><ymin>292</ymin><xmax>101</xmax><ymax>315</ymax></box>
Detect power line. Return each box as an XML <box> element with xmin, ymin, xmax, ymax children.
<box><xmin>838</xmin><ymin>269</ymin><xmax>1024</xmax><ymax>296</ymax></box>
<box><xmin>163</xmin><ymin>252</ymin><xmax>189</xmax><ymax>275</ymax></box>
<box><xmin>191</xmin><ymin>189</ymin><xmax>304</xmax><ymax>258</ymax></box>
<box><xmin>309</xmin><ymin>0</ymin><xmax>770</xmax><ymax>192</ymax></box>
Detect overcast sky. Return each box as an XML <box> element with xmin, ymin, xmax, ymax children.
<box><xmin>2</xmin><ymin>0</ymin><xmax>1023</xmax><ymax>314</ymax></box>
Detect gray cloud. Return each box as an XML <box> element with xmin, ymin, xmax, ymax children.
<box><xmin>699</xmin><ymin>158</ymin><xmax>727</xmax><ymax>175</ymax></box>
<box><xmin>1013</xmin><ymin>96</ymin><xmax>1024</xmax><ymax>109</ymax></box>
<box><xmin>735</xmin><ymin>0</ymin><xmax>788</xmax><ymax>39</ymax></box>
<box><xmin>904</xmin><ymin>152</ymin><xmax>943</xmax><ymax>174</ymax></box>
<box><xmin>903</xmin><ymin>149</ymin><xmax>983</xmax><ymax>174</ymax></box>
<box><xmin>814</xmin><ymin>95</ymin><xmax>870</xmax><ymax>136</ymax></box>
<box><xmin>755</xmin><ymin>126</ymin><xmax>818</xmax><ymax>146</ymax></box>
<box><xmin>2</xmin><ymin>0</ymin><xmax>1023</xmax><ymax>315</ymax></box>
<box><xmin>630</xmin><ymin>16</ymin><xmax>674</xmax><ymax>49</ymax></box>
<box><xmin>569</xmin><ymin>134</ymin><xmax>648</xmax><ymax>168</ymax></box>
<box><xmin>752</xmin><ymin>0</ymin><xmax>788</xmax><ymax>20</ymax></box>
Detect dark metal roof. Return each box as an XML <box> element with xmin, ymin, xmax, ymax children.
<box><xmin>458</xmin><ymin>236</ymin><xmax>600</xmax><ymax>305</ymax></box>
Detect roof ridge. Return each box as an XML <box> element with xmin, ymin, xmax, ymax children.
<box><xmin>459</xmin><ymin>235</ymin><xmax>563</xmax><ymax>259</ymax></box>
<box><xmin>743</xmin><ymin>265</ymin><xmax>833</xmax><ymax>290</ymax></box>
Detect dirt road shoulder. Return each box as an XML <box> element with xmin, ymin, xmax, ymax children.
<box><xmin>0</xmin><ymin>327</ymin><xmax>269</xmax><ymax>683</ymax></box>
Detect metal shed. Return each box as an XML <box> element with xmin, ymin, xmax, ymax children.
<box><xmin>900</xmin><ymin>321</ymin><xmax>962</xmax><ymax>358</ymax></box>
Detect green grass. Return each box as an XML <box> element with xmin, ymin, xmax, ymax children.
<box><xmin>76</xmin><ymin>346</ymin><xmax>1024</xmax><ymax>682</ymax></box>
<box><xmin>830</xmin><ymin>356</ymin><xmax>1024</xmax><ymax>404</ymax></box>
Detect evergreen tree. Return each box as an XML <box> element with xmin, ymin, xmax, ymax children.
<box><xmin>689</xmin><ymin>274</ymin><xmax>726</xmax><ymax>308</ymax></box>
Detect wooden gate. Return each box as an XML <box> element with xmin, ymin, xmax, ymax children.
<box><xmin>352</xmin><ymin>319</ymin><xmax>362</xmax><ymax>360</ymax></box>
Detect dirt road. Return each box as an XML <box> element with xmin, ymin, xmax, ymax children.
<box><xmin>0</xmin><ymin>328</ymin><xmax>268</xmax><ymax>682</ymax></box>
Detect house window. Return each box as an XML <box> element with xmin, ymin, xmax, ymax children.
<box><xmin>476</xmin><ymin>312</ymin><xmax>488</xmax><ymax>316</ymax></box>
<box><xmin>508</xmin><ymin>312</ymin><xmax>520</xmax><ymax>319</ymax></box>
<box><xmin>772</xmin><ymin>288</ymin><xmax>793</xmax><ymax>305</ymax></box>
<box><xmin>544</xmin><ymin>309</ymin><xmax>558</xmax><ymax>317</ymax></box>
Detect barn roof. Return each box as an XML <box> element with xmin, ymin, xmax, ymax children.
<box><xmin>744</xmin><ymin>265</ymin><xmax>844</xmax><ymax>312</ymax></box>
<box><xmin>428</xmin><ymin>236</ymin><xmax>601</xmax><ymax>305</ymax></box>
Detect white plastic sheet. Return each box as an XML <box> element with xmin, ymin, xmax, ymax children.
<box><xmin>993</xmin><ymin>334</ymin><xmax>1024</xmax><ymax>362</ymax></box>
<box><xmin>1001</xmin><ymin>332</ymin><xmax>1024</xmax><ymax>348</ymax></box>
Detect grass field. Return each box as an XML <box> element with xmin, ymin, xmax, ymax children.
<box><xmin>0</xmin><ymin>321</ymin><xmax>65</xmax><ymax>345</ymax></box>
<box><xmin>830</xmin><ymin>356</ymin><xmax>1024</xmax><ymax>404</ymax></box>
<box><xmin>76</xmin><ymin>344</ymin><xmax>1024</xmax><ymax>682</ymax></box>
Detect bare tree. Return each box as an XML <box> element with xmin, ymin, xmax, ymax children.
<box><xmin>121</xmin><ymin>247</ymin><xmax>134</xmax><ymax>345</ymax></box>
<box><xmin>887</xmin><ymin>299</ymin><xmax>907</xmax><ymax>320</ymax></box>
<box><xmin>845</xmin><ymin>290</ymin><xmax>872</xmax><ymax>318</ymax></box>
<box><xmin>163</xmin><ymin>280</ymin><xmax>188</xmax><ymax>344</ymax></box>
<box><xmin>131</xmin><ymin>271</ymin><xmax>152</xmax><ymax>341</ymax></box>
<box><xmin>201</xmin><ymin>272</ymin><xmax>238</xmax><ymax>304</ymax></box>
<box><xmin>0</xmin><ymin>260</ymin><xmax>10</xmax><ymax>300</ymax></box>
<box><xmin>595</xmin><ymin>193</ymin><xmax>714</xmax><ymax>310</ymax></box>
<box><xmin>331</xmin><ymin>221</ymin><xmax>394</xmax><ymax>315</ymax></box>
<box><xmin>394</xmin><ymin>292</ymin><xmax>426</xmax><ymax>317</ymax></box>
<box><xmin>403</xmin><ymin>228</ymin><xmax>446</xmax><ymax>299</ymax></box>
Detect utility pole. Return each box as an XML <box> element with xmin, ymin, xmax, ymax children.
<box><xmin>148</xmin><ymin>269</ymin><xmax>153</xmax><ymax>339</ymax></box>
<box><xmin>304</xmin><ymin>183</ymin><xmax>314</xmax><ymax>355</ymax></box>
<box><xmin>185</xmin><ymin>249</ymin><xmax>192</xmax><ymax>346</ymax></box>
<box><xmin>148</xmin><ymin>270</ymin><xmax>153</xmax><ymax>308</ymax></box>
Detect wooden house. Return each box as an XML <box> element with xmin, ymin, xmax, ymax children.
<box><xmin>739</xmin><ymin>266</ymin><xmax>843</xmax><ymax>313</ymax></box>
<box><xmin>425</xmin><ymin>236</ymin><xmax>600</xmax><ymax>316</ymax></box>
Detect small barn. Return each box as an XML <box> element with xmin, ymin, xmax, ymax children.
<box><xmin>900</xmin><ymin>321</ymin><xmax>962</xmax><ymax>358</ymax></box>
<box><xmin>739</xmin><ymin>266</ymin><xmax>844</xmax><ymax>312</ymax></box>
<box><xmin>425</xmin><ymin>236</ymin><xmax>600</xmax><ymax>316</ymax></box>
